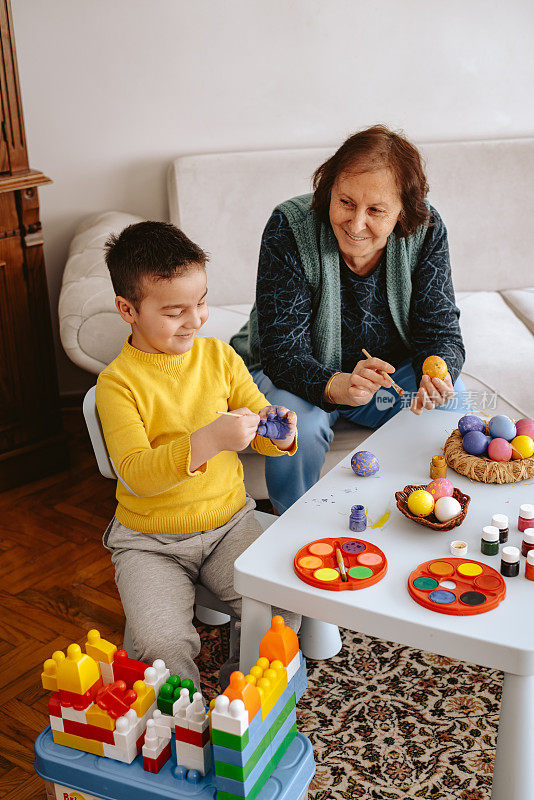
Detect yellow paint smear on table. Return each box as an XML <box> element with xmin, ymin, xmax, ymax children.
<box><xmin>370</xmin><ymin>510</ymin><xmax>390</xmax><ymax>528</ymax></box>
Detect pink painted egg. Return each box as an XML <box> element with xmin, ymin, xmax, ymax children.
<box><xmin>488</xmin><ymin>437</ymin><xmax>512</xmax><ymax>462</ymax></box>
<box><xmin>426</xmin><ymin>478</ymin><xmax>454</xmax><ymax>501</ymax></box>
<box><xmin>516</xmin><ymin>418</ymin><xmax>534</xmax><ymax>439</ymax></box>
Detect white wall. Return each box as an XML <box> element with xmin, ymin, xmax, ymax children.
<box><xmin>12</xmin><ymin>0</ymin><xmax>534</xmax><ymax>394</ymax></box>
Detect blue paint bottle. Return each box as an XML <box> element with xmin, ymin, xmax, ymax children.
<box><xmin>349</xmin><ymin>504</ymin><xmax>367</xmax><ymax>533</ymax></box>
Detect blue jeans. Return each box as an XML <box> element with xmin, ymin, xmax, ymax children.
<box><xmin>251</xmin><ymin>362</ymin><xmax>471</xmax><ymax>513</ymax></box>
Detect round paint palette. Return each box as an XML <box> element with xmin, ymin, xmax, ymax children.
<box><xmin>294</xmin><ymin>537</ymin><xmax>387</xmax><ymax>591</ymax></box>
<box><xmin>408</xmin><ymin>557</ymin><xmax>506</xmax><ymax>616</ymax></box>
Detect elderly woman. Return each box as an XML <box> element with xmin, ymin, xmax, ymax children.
<box><xmin>231</xmin><ymin>125</ymin><xmax>469</xmax><ymax>513</ymax></box>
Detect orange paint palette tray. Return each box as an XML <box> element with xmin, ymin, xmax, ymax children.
<box><xmin>294</xmin><ymin>537</ymin><xmax>387</xmax><ymax>591</ymax></box>
<box><xmin>408</xmin><ymin>557</ymin><xmax>506</xmax><ymax>616</ymax></box>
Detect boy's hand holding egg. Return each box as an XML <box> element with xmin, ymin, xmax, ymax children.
<box><xmin>411</xmin><ymin>356</ymin><xmax>455</xmax><ymax>416</ymax></box>
<box><xmin>258</xmin><ymin>405</ymin><xmax>297</xmax><ymax>450</ymax></box>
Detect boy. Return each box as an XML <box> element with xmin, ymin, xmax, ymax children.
<box><xmin>96</xmin><ymin>221</ymin><xmax>299</xmax><ymax>691</ymax></box>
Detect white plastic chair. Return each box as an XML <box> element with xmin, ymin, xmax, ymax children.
<box><xmin>83</xmin><ymin>385</ymin><xmax>342</xmax><ymax>661</ymax></box>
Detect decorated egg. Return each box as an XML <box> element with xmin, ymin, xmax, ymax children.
<box><xmin>407</xmin><ymin>489</ymin><xmax>435</xmax><ymax>517</ymax></box>
<box><xmin>516</xmin><ymin>418</ymin><xmax>534</xmax><ymax>439</ymax></box>
<box><xmin>488</xmin><ymin>437</ymin><xmax>512</xmax><ymax>462</ymax></box>
<box><xmin>511</xmin><ymin>435</ymin><xmax>534</xmax><ymax>460</ymax></box>
<box><xmin>462</xmin><ymin>430</ymin><xmax>491</xmax><ymax>456</ymax></box>
<box><xmin>422</xmin><ymin>355</ymin><xmax>448</xmax><ymax>380</ymax></box>
<box><xmin>434</xmin><ymin>495</ymin><xmax>462</xmax><ymax>522</ymax></box>
<box><xmin>458</xmin><ymin>415</ymin><xmax>485</xmax><ymax>436</ymax></box>
<box><xmin>426</xmin><ymin>478</ymin><xmax>454</xmax><ymax>500</ymax></box>
<box><xmin>488</xmin><ymin>415</ymin><xmax>516</xmax><ymax>442</ymax></box>
<box><xmin>351</xmin><ymin>451</ymin><xmax>379</xmax><ymax>477</ymax></box>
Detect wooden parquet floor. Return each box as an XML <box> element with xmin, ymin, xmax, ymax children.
<box><xmin>0</xmin><ymin>407</ymin><xmax>122</xmax><ymax>800</ymax></box>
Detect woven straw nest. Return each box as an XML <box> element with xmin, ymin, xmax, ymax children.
<box><xmin>395</xmin><ymin>484</ymin><xmax>470</xmax><ymax>532</ymax></box>
<box><xmin>444</xmin><ymin>428</ymin><xmax>534</xmax><ymax>484</ymax></box>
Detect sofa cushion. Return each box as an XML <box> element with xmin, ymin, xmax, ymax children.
<box><xmin>456</xmin><ymin>291</ymin><xmax>534</xmax><ymax>417</ymax></box>
<box><xmin>501</xmin><ymin>288</ymin><xmax>534</xmax><ymax>335</ymax></box>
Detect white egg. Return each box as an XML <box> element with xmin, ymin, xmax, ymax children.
<box><xmin>434</xmin><ymin>496</ymin><xmax>462</xmax><ymax>522</ymax></box>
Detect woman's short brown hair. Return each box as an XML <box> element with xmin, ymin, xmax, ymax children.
<box><xmin>312</xmin><ymin>124</ymin><xmax>430</xmax><ymax>237</ymax></box>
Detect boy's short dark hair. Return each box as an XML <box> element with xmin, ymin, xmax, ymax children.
<box><xmin>105</xmin><ymin>221</ymin><xmax>209</xmax><ymax>309</ymax></box>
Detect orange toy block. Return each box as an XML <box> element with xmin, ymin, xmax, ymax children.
<box><xmin>85</xmin><ymin>629</ymin><xmax>117</xmax><ymax>664</ymax></box>
<box><xmin>52</xmin><ymin>729</ymin><xmax>105</xmax><ymax>756</ymax></box>
<box><xmin>223</xmin><ymin>671</ymin><xmax>260</xmax><ymax>722</ymax></box>
<box><xmin>258</xmin><ymin>615</ymin><xmax>298</xmax><ymax>666</ymax></box>
<box><xmin>131</xmin><ymin>680</ymin><xmax>156</xmax><ymax>717</ymax></box>
<box><xmin>86</xmin><ymin>702</ymin><xmax>116</xmax><ymax>731</ymax></box>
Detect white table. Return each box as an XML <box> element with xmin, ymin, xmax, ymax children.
<box><xmin>235</xmin><ymin>409</ymin><xmax>534</xmax><ymax>800</ymax></box>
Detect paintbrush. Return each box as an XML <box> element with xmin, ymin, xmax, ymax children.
<box><xmin>216</xmin><ymin>410</ymin><xmax>242</xmax><ymax>418</ymax></box>
<box><xmin>335</xmin><ymin>547</ymin><xmax>348</xmax><ymax>582</ymax></box>
<box><xmin>362</xmin><ymin>348</ymin><xmax>404</xmax><ymax>397</ymax></box>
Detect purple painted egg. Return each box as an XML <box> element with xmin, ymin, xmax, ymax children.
<box><xmin>488</xmin><ymin>415</ymin><xmax>516</xmax><ymax>442</ymax></box>
<box><xmin>488</xmin><ymin>437</ymin><xmax>512</xmax><ymax>462</ymax></box>
<box><xmin>516</xmin><ymin>418</ymin><xmax>534</xmax><ymax>439</ymax></box>
<box><xmin>426</xmin><ymin>478</ymin><xmax>454</xmax><ymax>500</ymax></box>
<box><xmin>458</xmin><ymin>415</ymin><xmax>485</xmax><ymax>436</ymax></box>
<box><xmin>462</xmin><ymin>431</ymin><xmax>491</xmax><ymax>456</ymax></box>
<box><xmin>351</xmin><ymin>450</ymin><xmax>380</xmax><ymax>477</ymax></box>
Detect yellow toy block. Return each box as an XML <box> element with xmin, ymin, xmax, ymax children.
<box><xmin>52</xmin><ymin>729</ymin><xmax>105</xmax><ymax>756</ymax></box>
<box><xmin>85</xmin><ymin>629</ymin><xmax>117</xmax><ymax>664</ymax></box>
<box><xmin>245</xmin><ymin>658</ymin><xmax>287</xmax><ymax>719</ymax></box>
<box><xmin>86</xmin><ymin>702</ymin><xmax>116</xmax><ymax>731</ymax></box>
<box><xmin>41</xmin><ymin>651</ymin><xmax>65</xmax><ymax>691</ymax></box>
<box><xmin>131</xmin><ymin>680</ymin><xmax>156</xmax><ymax>717</ymax></box>
<box><xmin>56</xmin><ymin>643</ymin><xmax>101</xmax><ymax>695</ymax></box>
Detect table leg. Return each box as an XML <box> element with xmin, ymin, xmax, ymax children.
<box><xmin>240</xmin><ymin>596</ymin><xmax>273</xmax><ymax>673</ymax></box>
<box><xmin>492</xmin><ymin>672</ymin><xmax>534</xmax><ymax>799</ymax></box>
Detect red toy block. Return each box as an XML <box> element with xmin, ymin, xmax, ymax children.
<box><xmin>96</xmin><ymin>680</ymin><xmax>137</xmax><ymax>719</ymax></box>
<box><xmin>142</xmin><ymin>741</ymin><xmax>171</xmax><ymax>774</ymax></box>
<box><xmin>63</xmin><ymin>718</ymin><xmax>115</xmax><ymax>745</ymax></box>
<box><xmin>58</xmin><ymin>677</ymin><xmax>103</xmax><ymax>710</ymax></box>
<box><xmin>174</xmin><ymin>724</ymin><xmax>209</xmax><ymax>747</ymax></box>
<box><xmin>136</xmin><ymin>730</ymin><xmax>145</xmax><ymax>754</ymax></box>
<box><xmin>48</xmin><ymin>692</ymin><xmax>62</xmax><ymax>718</ymax></box>
<box><xmin>112</xmin><ymin>649</ymin><xmax>148</xmax><ymax>687</ymax></box>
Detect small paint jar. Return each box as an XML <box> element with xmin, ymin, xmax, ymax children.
<box><xmin>481</xmin><ymin>526</ymin><xmax>500</xmax><ymax>556</ymax></box>
<box><xmin>518</xmin><ymin>504</ymin><xmax>534</xmax><ymax>533</ymax></box>
<box><xmin>521</xmin><ymin>528</ymin><xmax>534</xmax><ymax>557</ymax></box>
<box><xmin>491</xmin><ymin>514</ymin><xmax>509</xmax><ymax>544</ymax></box>
<box><xmin>349</xmin><ymin>504</ymin><xmax>367</xmax><ymax>532</ymax></box>
<box><xmin>430</xmin><ymin>455</ymin><xmax>447</xmax><ymax>479</ymax></box>
<box><xmin>525</xmin><ymin>550</ymin><xmax>534</xmax><ymax>581</ymax></box>
<box><xmin>501</xmin><ymin>546</ymin><xmax>520</xmax><ymax>577</ymax></box>
<box><xmin>450</xmin><ymin>540</ymin><xmax>468</xmax><ymax>556</ymax></box>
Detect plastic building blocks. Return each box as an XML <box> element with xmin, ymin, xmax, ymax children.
<box><xmin>37</xmin><ymin>618</ymin><xmax>312</xmax><ymax>797</ymax></box>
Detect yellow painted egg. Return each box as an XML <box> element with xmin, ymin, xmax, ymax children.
<box><xmin>407</xmin><ymin>489</ymin><xmax>435</xmax><ymax>517</ymax></box>
<box><xmin>422</xmin><ymin>356</ymin><xmax>448</xmax><ymax>380</ymax></box>
<box><xmin>511</xmin><ymin>435</ymin><xmax>534</xmax><ymax>459</ymax></box>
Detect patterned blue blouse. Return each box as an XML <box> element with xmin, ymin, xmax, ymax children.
<box><xmin>255</xmin><ymin>206</ymin><xmax>465</xmax><ymax>409</ymax></box>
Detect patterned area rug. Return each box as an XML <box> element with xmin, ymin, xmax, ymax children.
<box><xmin>196</xmin><ymin>622</ymin><xmax>501</xmax><ymax>800</ymax></box>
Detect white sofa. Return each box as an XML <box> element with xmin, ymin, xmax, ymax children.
<box><xmin>59</xmin><ymin>138</ymin><xmax>534</xmax><ymax>498</ymax></box>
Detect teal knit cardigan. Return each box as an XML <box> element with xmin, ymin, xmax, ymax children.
<box><xmin>231</xmin><ymin>194</ymin><xmax>429</xmax><ymax>372</ymax></box>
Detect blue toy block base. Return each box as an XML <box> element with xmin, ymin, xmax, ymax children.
<box><xmin>34</xmin><ymin>726</ymin><xmax>315</xmax><ymax>800</ymax></box>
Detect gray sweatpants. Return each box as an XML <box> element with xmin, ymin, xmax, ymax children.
<box><xmin>103</xmin><ymin>498</ymin><xmax>300</xmax><ymax>690</ymax></box>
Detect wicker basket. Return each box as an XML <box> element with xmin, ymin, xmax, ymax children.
<box><xmin>395</xmin><ymin>484</ymin><xmax>470</xmax><ymax>531</ymax></box>
<box><xmin>444</xmin><ymin>428</ymin><xmax>534</xmax><ymax>484</ymax></box>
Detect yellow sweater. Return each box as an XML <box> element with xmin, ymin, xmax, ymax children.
<box><xmin>96</xmin><ymin>337</ymin><xmax>296</xmax><ymax>534</ymax></box>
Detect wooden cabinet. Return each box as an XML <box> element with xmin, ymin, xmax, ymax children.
<box><xmin>0</xmin><ymin>0</ymin><xmax>67</xmax><ymax>489</ymax></box>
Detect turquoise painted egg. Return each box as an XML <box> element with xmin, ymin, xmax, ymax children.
<box><xmin>488</xmin><ymin>415</ymin><xmax>516</xmax><ymax>442</ymax></box>
<box><xmin>351</xmin><ymin>451</ymin><xmax>380</xmax><ymax>477</ymax></box>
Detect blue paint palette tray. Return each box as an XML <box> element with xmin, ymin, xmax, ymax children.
<box><xmin>35</xmin><ymin>726</ymin><xmax>315</xmax><ymax>800</ymax></box>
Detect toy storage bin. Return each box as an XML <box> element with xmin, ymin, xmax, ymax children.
<box><xmin>35</xmin><ymin>726</ymin><xmax>315</xmax><ymax>800</ymax></box>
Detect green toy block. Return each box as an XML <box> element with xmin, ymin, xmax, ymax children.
<box><xmin>157</xmin><ymin>675</ymin><xmax>197</xmax><ymax>714</ymax></box>
<box><xmin>211</xmin><ymin>726</ymin><xmax>249</xmax><ymax>751</ymax></box>
<box><xmin>216</xmin><ymin>724</ymin><xmax>297</xmax><ymax>800</ymax></box>
<box><xmin>215</xmin><ymin>697</ymin><xmax>297</xmax><ymax>783</ymax></box>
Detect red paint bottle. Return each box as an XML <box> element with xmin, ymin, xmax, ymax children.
<box><xmin>521</xmin><ymin>528</ymin><xmax>534</xmax><ymax>557</ymax></box>
<box><xmin>518</xmin><ymin>504</ymin><xmax>534</xmax><ymax>533</ymax></box>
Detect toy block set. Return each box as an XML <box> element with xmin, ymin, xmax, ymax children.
<box><xmin>35</xmin><ymin>617</ymin><xmax>315</xmax><ymax>800</ymax></box>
